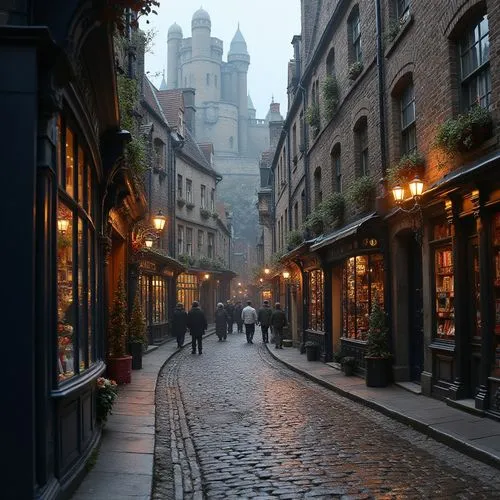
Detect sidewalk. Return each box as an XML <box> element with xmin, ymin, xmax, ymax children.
<box><xmin>72</xmin><ymin>332</ymin><xmax>500</xmax><ymax>499</ymax></box>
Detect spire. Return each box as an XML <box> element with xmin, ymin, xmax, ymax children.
<box><xmin>159</xmin><ymin>70</ymin><xmax>167</xmax><ymax>90</ymax></box>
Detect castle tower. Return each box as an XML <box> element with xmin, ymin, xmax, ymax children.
<box><xmin>228</xmin><ymin>25</ymin><xmax>250</xmax><ymax>154</ymax></box>
<box><xmin>166</xmin><ymin>22</ymin><xmax>182</xmax><ymax>89</ymax></box>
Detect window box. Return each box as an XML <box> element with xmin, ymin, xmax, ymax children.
<box><xmin>348</xmin><ymin>61</ymin><xmax>363</xmax><ymax>81</ymax></box>
<box><xmin>200</xmin><ymin>208</ymin><xmax>210</xmax><ymax>219</ymax></box>
<box><xmin>186</xmin><ymin>202</ymin><xmax>195</xmax><ymax>210</ymax></box>
<box><xmin>177</xmin><ymin>198</ymin><xmax>186</xmax><ymax>208</ymax></box>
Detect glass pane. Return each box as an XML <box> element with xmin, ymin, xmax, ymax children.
<box><xmin>78</xmin><ymin>145</ymin><xmax>84</xmax><ymax>205</ymax></box>
<box><xmin>88</xmin><ymin>232</ymin><xmax>94</xmax><ymax>363</ymax></box>
<box><xmin>355</xmin><ymin>256</ymin><xmax>369</xmax><ymax>339</ymax></box>
<box><xmin>492</xmin><ymin>213</ymin><xmax>500</xmax><ymax>376</ymax></box>
<box><xmin>65</xmin><ymin>127</ymin><xmax>75</xmax><ymax>197</ymax></box>
<box><xmin>472</xmin><ymin>243</ymin><xmax>481</xmax><ymax>339</ymax></box>
<box><xmin>78</xmin><ymin>218</ymin><xmax>86</xmax><ymax>371</ymax></box>
<box><xmin>57</xmin><ymin>202</ymin><xmax>75</xmax><ymax>381</ymax></box>
<box><xmin>435</xmin><ymin>246</ymin><xmax>455</xmax><ymax>339</ymax></box>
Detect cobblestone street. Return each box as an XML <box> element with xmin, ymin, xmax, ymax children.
<box><xmin>153</xmin><ymin>331</ymin><xmax>500</xmax><ymax>499</ymax></box>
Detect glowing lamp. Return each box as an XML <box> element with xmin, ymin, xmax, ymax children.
<box><xmin>282</xmin><ymin>271</ymin><xmax>290</xmax><ymax>279</ymax></box>
<box><xmin>58</xmin><ymin>218</ymin><xmax>70</xmax><ymax>233</ymax></box>
<box><xmin>264</xmin><ymin>268</ymin><xmax>270</xmax><ymax>275</ymax></box>
<box><xmin>409</xmin><ymin>175</ymin><xmax>424</xmax><ymax>198</ymax></box>
<box><xmin>144</xmin><ymin>236</ymin><xmax>154</xmax><ymax>248</ymax></box>
<box><xmin>152</xmin><ymin>210</ymin><xmax>167</xmax><ymax>231</ymax></box>
<box><xmin>392</xmin><ymin>185</ymin><xmax>405</xmax><ymax>203</ymax></box>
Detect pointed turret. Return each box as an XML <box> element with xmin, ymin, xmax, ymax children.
<box><xmin>167</xmin><ymin>22</ymin><xmax>183</xmax><ymax>89</ymax></box>
<box><xmin>159</xmin><ymin>70</ymin><xmax>167</xmax><ymax>90</ymax></box>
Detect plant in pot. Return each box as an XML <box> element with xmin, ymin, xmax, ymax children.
<box><xmin>341</xmin><ymin>356</ymin><xmax>356</xmax><ymax>376</ymax></box>
<box><xmin>304</xmin><ymin>209</ymin><xmax>324</xmax><ymax>237</ymax></box>
<box><xmin>306</xmin><ymin>102</ymin><xmax>321</xmax><ymax>136</ymax></box>
<box><xmin>128</xmin><ymin>292</ymin><xmax>148</xmax><ymax>370</ymax></box>
<box><xmin>434</xmin><ymin>105</ymin><xmax>493</xmax><ymax>156</ymax></box>
<box><xmin>348</xmin><ymin>61</ymin><xmax>364</xmax><ymax>81</ymax></box>
<box><xmin>304</xmin><ymin>340</ymin><xmax>320</xmax><ymax>361</ymax></box>
<box><xmin>322</xmin><ymin>75</ymin><xmax>339</xmax><ymax>121</ymax></box>
<box><xmin>386</xmin><ymin>152</ymin><xmax>425</xmax><ymax>191</ymax></box>
<box><xmin>322</xmin><ymin>192</ymin><xmax>345</xmax><ymax>229</ymax></box>
<box><xmin>96</xmin><ymin>376</ymin><xmax>118</xmax><ymax>423</ymax></box>
<box><xmin>347</xmin><ymin>175</ymin><xmax>376</xmax><ymax>213</ymax></box>
<box><xmin>286</xmin><ymin>229</ymin><xmax>304</xmax><ymax>251</ymax></box>
<box><xmin>364</xmin><ymin>299</ymin><xmax>392</xmax><ymax>387</ymax></box>
<box><xmin>107</xmin><ymin>273</ymin><xmax>132</xmax><ymax>384</ymax></box>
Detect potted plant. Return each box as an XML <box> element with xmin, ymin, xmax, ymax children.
<box><xmin>322</xmin><ymin>192</ymin><xmax>345</xmax><ymax>228</ymax></box>
<box><xmin>322</xmin><ymin>75</ymin><xmax>339</xmax><ymax>120</ymax></box>
<box><xmin>347</xmin><ymin>175</ymin><xmax>376</xmax><ymax>213</ymax></box>
<box><xmin>107</xmin><ymin>273</ymin><xmax>132</xmax><ymax>384</ymax></box>
<box><xmin>286</xmin><ymin>229</ymin><xmax>304</xmax><ymax>251</ymax></box>
<box><xmin>304</xmin><ymin>210</ymin><xmax>324</xmax><ymax>236</ymax></box>
<box><xmin>306</xmin><ymin>102</ymin><xmax>321</xmax><ymax>136</ymax></box>
<box><xmin>128</xmin><ymin>292</ymin><xmax>148</xmax><ymax>370</ymax></box>
<box><xmin>342</xmin><ymin>356</ymin><xmax>356</xmax><ymax>376</ymax></box>
<box><xmin>177</xmin><ymin>198</ymin><xmax>186</xmax><ymax>208</ymax></box>
<box><xmin>305</xmin><ymin>340</ymin><xmax>320</xmax><ymax>361</ymax></box>
<box><xmin>364</xmin><ymin>300</ymin><xmax>392</xmax><ymax>387</ymax></box>
<box><xmin>200</xmin><ymin>208</ymin><xmax>211</xmax><ymax>219</ymax></box>
<box><xmin>186</xmin><ymin>201</ymin><xmax>195</xmax><ymax>210</ymax></box>
<box><xmin>386</xmin><ymin>152</ymin><xmax>425</xmax><ymax>190</ymax></box>
<box><xmin>348</xmin><ymin>61</ymin><xmax>364</xmax><ymax>81</ymax></box>
<box><xmin>434</xmin><ymin>105</ymin><xmax>493</xmax><ymax>156</ymax></box>
<box><xmin>96</xmin><ymin>376</ymin><xmax>118</xmax><ymax>423</ymax></box>
<box><xmin>211</xmin><ymin>211</ymin><xmax>219</xmax><ymax>220</ymax></box>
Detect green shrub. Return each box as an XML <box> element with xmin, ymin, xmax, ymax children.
<box><xmin>306</xmin><ymin>102</ymin><xmax>321</xmax><ymax>132</ymax></box>
<box><xmin>347</xmin><ymin>176</ymin><xmax>376</xmax><ymax>212</ymax></box>
<box><xmin>322</xmin><ymin>75</ymin><xmax>339</xmax><ymax>120</ymax></box>
<box><xmin>348</xmin><ymin>61</ymin><xmax>364</xmax><ymax>81</ymax></box>
<box><xmin>386</xmin><ymin>152</ymin><xmax>425</xmax><ymax>188</ymax></box>
<box><xmin>286</xmin><ymin>230</ymin><xmax>304</xmax><ymax>251</ymax></box>
<box><xmin>365</xmin><ymin>300</ymin><xmax>391</xmax><ymax>358</ymax></box>
<box><xmin>321</xmin><ymin>192</ymin><xmax>345</xmax><ymax>228</ymax></box>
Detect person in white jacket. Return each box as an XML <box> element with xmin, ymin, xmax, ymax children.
<box><xmin>241</xmin><ymin>300</ymin><xmax>258</xmax><ymax>344</ymax></box>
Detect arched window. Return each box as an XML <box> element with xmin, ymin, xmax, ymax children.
<box><xmin>331</xmin><ymin>143</ymin><xmax>342</xmax><ymax>192</ymax></box>
<box><xmin>354</xmin><ymin>116</ymin><xmax>368</xmax><ymax>176</ymax></box>
<box><xmin>314</xmin><ymin>167</ymin><xmax>322</xmax><ymax>208</ymax></box>
<box><xmin>326</xmin><ymin>48</ymin><xmax>335</xmax><ymax>76</ymax></box>
<box><xmin>348</xmin><ymin>5</ymin><xmax>362</xmax><ymax>64</ymax></box>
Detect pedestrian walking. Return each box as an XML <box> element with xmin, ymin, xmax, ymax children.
<box><xmin>257</xmin><ymin>300</ymin><xmax>273</xmax><ymax>343</ymax></box>
<box><xmin>271</xmin><ymin>302</ymin><xmax>287</xmax><ymax>349</ymax></box>
<box><xmin>224</xmin><ymin>299</ymin><xmax>235</xmax><ymax>335</ymax></box>
<box><xmin>172</xmin><ymin>302</ymin><xmax>188</xmax><ymax>349</ymax></box>
<box><xmin>187</xmin><ymin>300</ymin><xmax>207</xmax><ymax>355</ymax></box>
<box><xmin>234</xmin><ymin>300</ymin><xmax>244</xmax><ymax>333</ymax></box>
<box><xmin>215</xmin><ymin>302</ymin><xmax>228</xmax><ymax>341</ymax></box>
<box><xmin>241</xmin><ymin>300</ymin><xmax>258</xmax><ymax>344</ymax></box>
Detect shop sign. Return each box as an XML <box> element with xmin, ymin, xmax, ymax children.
<box><xmin>327</xmin><ymin>240</ymin><xmax>357</xmax><ymax>261</ymax></box>
<box><xmin>139</xmin><ymin>260</ymin><xmax>157</xmax><ymax>272</ymax></box>
<box><xmin>162</xmin><ymin>268</ymin><xmax>174</xmax><ymax>277</ymax></box>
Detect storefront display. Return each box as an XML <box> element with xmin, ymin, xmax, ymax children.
<box><xmin>177</xmin><ymin>273</ymin><xmax>199</xmax><ymax>310</ymax></box>
<box><xmin>308</xmin><ymin>269</ymin><xmax>324</xmax><ymax>331</ymax></box>
<box><xmin>56</xmin><ymin>119</ymin><xmax>97</xmax><ymax>382</ymax></box>
<box><xmin>492</xmin><ymin>213</ymin><xmax>500</xmax><ymax>377</ymax></box>
<box><xmin>433</xmin><ymin>222</ymin><xmax>454</xmax><ymax>340</ymax></box>
<box><xmin>342</xmin><ymin>254</ymin><xmax>384</xmax><ymax>340</ymax></box>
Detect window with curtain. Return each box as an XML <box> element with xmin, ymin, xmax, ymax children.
<box><xmin>177</xmin><ymin>225</ymin><xmax>184</xmax><ymax>255</ymax></box>
<box><xmin>308</xmin><ymin>270</ymin><xmax>324</xmax><ymax>331</ymax></box>
<box><xmin>56</xmin><ymin>116</ymin><xmax>97</xmax><ymax>383</ymax></box>
<box><xmin>177</xmin><ymin>174</ymin><xmax>183</xmax><ymax>198</ymax></box>
<box><xmin>459</xmin><ymin>14</ymin><xmax>490</xmax><ymax>110</ymax></box>
<box><xmin>201</xmin><ymin>185</ymin><xmax>206</xmax><ymax>208</ymax></box>
<box><xmin>186</xmin><ymin>227</ymin><xmax>193</xmax><ymax>256</ymax></box>
<box><xmin>186</xmin><ymin>179</ymin><xmax>192</xmax><ymax>203</ymax></box>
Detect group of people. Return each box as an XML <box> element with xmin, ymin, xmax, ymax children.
<box><xmin>172</xmin><ymin>299</ymin><xmax>288</xmax><ymax>355</ymax></box>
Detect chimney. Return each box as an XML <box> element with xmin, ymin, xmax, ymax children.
<box><xmin>181</xmin><ymin>88</ymin><xmax>196</xmax><ymax>134</ymax></box>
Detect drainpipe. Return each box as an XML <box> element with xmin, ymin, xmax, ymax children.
<box><xmin>375</xmin><ymin>0</ymin><xmax>387</xmax><ymax>176</ymax></box>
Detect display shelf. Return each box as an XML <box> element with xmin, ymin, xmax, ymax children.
<box><xmin>435</xmin><ymin>246</ymin><xmax>454</xmax><ymax>339</ymax></box>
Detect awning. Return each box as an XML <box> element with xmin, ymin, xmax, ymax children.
<box><xmin>310</xmin><ymin>212</ymin><xmax>379</xmax><ymax>252</ymax></box>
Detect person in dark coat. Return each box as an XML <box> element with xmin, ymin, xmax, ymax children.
<box><xmin>187</xmin><ymin>300</ymin><xmax>208</xmax><ymax>354</ymax></box>
<box><xmin>271</xmin><ymin>302</ymin><xmax>287</xmax><ymax>349</ymax></box>
<box><xmin>215</xmin><ymin>302</ymin><xmax>228</xmax><ymax>341</ymax></box>
<box><xmin>172</xmin><ymin>302</ymin><xmax>188</xmax><ymax>349</ymax></box>
<box><xmin>224</xmin><ymin>300</ymin><xmax>235</xmax><ymax>335</ymax></box>
<box><xmin>257</xmin><ymin>300</ymin><xmax>273</xmax><ymax>343</ymax></box>
<box><xmin>234</xmin><ymin>301</ymin><xmax>244</xmax><ymax>333</ymax></box>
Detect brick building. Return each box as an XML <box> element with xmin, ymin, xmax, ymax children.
<box><xmin>270</xmin><ymin>0</ymin><xmax>500</xmax><ymax>418</ymax></box>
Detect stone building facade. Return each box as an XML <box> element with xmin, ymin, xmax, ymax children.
<box><xmin>270</xmin><ymin>0</ymin><xmax>500</xmax><ymax>419</ymax></box>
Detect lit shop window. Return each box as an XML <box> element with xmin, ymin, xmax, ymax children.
<box><xmin>342</xmin><ymin>254</ymin><xmax>384</xmax><ymax>340</ymax></box>
<box><xmin>57</xmin><ymin>118</ymin><xmax>97</xmax><ymax>383</ymax></box>
<box><xmin>308</xmin><ymin>269</ymin><xmax>324</xmax><ymax>331</ymax></box>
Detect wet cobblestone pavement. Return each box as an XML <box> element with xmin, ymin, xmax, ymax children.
<box><xmin>153</xmin><ymin>332</ymin><xmax>500</xmax><ymax>499</ymax></box>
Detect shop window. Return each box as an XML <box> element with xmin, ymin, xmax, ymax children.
<box><xmin>177</xmin><ymin>273</ymin><xmax>199</xmax><ymax>311</ymax></box>
<box><xmin>308</xmin><ymin>269</ymin><xmax>324</xmax><ymax>331</ymax></box>
<box><xmin>152</xmin><ymin>277</ymin><xmax>168</xmax><ymax>324</ymax></box>
<box><xmin>432</xmin><ymin>221</ymin><xmax>454</xmax><ymax>340</ymax></box>
<box><xmin>459</xmin><ymin>14</ymin><xmax>490</xmax><ymax>110</ymax></box>
<box><xmin>342</xmin><ymin>254</ymin><xmax>384</xmax><ymax>340</ymax></box>
<box><xmin>492</xmin><ymin>213</ymin><xmax>500</xmax><ymax>377</ymax></box>
<box><xmin>139</xmin><ymin>274</ymin><xmax>150</xmax><ymax>327</ymax></box>
<box><xmin>57</xmin><ymin>117</ymin><xmax>96</xmax><ymax>382</ymax></box>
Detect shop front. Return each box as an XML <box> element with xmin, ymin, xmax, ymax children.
<box><xmin>418</xmin><ymin>154</ymin><xmax>500</xmax><ymax>417</ymax></box>
<box><xmin>310</xmin><ymin>214</ymin><xmax>387</xmax><ymax>368</ymax></box>
<box><xmin>131</xmin><ymin>251</ymin><xmax>185</xmax><ymax>345</ymax></box>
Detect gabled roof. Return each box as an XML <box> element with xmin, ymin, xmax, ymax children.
<box><xmin>142</xmin><ymin>76</ymin><xmax>168</xmax><ymax>125</ymax></box>
<box><xmin>181</xmin><ymin>127</ymin><xmax>214</xmax><ymax>172</ymax></box>
<box><xmin>198</xmin><ymin>143</ymin><xmax>213</xmax><ymax>164</ymax></box>
<box><xmin>156</xmin><ymin>88</ymin><xmax>184</xmax><ymax>130</ymax></box>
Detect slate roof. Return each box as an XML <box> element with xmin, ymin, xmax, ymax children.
<box><xmin>156</xmin><ymin>89</ymin><xmax>183</xmax><ymax>130</ymax></box>
<box><xmin>142</xmin><ymin>76</ymin><xmax>168</xmax><ymax>125</ymax></box>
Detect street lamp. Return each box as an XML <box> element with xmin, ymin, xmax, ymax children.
<box><xmin>152</xmin><ymin>210</ymin><xmax>167</xmax><ymax>231</ymax></box>
<box><xmin>264</xmin><ymin>268</ymin><xmax>270</xmax><ymax>275</ymax></box>
<box><xmin>144</xmin><ymin>235</ymin><xmax>155</xmax><ymax>248</ymax></box>
<box><xmin>392</xmin><ymin>175</ymin><xmax>424</xmax><ymax>212</ymax></box>
<box><xmin>57</xmin><ymin>218</ymin><xmax>70</xmax><ymax>233</ymax></box>
<box><xmin>282</xmin><ymin>270</ymin><xmax>290</xmax><ymax>280</ymax></box>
